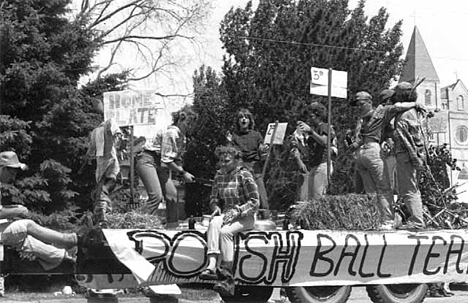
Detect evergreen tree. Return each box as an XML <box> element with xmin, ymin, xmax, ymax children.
<box><xmin>0</xmin><ymin>0</ymin><xmax>126</xmax><ymax>213</ymax></box>
<box><xmin>184</xmin><ymin>65</ymin><xmax>229</xmax><ymax>216</ymax></box>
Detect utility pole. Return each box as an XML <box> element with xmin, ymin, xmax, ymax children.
<box><xmin>0</xmin><ymin>23</ymin><xmax>4</xmax><ymax>114</ymax></box>
<box><xmin>0</xmin><ymin>5</ymin><xmax>6</xmax><ymax>115</ymax></box>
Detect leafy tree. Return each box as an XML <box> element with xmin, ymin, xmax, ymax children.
<box><xmin>191</xmin><ymin>0</ymin><xmax>405</xmax><ymax>211</ymax></box>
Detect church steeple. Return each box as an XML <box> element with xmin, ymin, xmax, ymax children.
<box><xmin>400</xmin><ymin>26</ymin><xmax>440</xmax><ymax>83</ymax></box>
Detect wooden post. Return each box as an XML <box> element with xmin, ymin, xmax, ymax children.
<box><xmin>326</xmin><ymin>68</ymin><xmax>332</xmax><ymax>183</ymax></box>
<box><xmin>129</xmin><ymin>125</ymin><xmax>135</xmax><ymax>204</ymax></box>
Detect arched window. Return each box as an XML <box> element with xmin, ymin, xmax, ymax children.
<box><xmin>425</xmin><ymin>89</ymin><xmax>432</xmax><ymax>106</ymax></box>
<box><xmin>455</xmin><ymin>125</ymin><xmax>468</xmax><ymax>145</ymax></box>
<box><xmin>457</xmin><ymin>95</ymin><xmax>465</xmax><ymax>111</ymax></box>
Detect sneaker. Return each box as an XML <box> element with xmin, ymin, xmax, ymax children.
<box><xmin>378</xmin><ymin>221</ymin><xmax>395</xmax><ymax>231</ymax></box>
<box><xmin>397</xmin><ymin>222</ymin><xmax>425</xmax><ymax>231</ymax></box>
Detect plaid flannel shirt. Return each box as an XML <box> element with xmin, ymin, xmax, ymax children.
<box><xmin>210</xmin><ymin>166</ymin><xmax>259</xmax><ymax>217</ymax></box>
<box><xmin>160</xmin><ymin>126</ymin><xmax>186</xmax><ymax>164</ymax></box>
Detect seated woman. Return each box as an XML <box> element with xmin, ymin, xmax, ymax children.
<box><xmin>0</xmin><ymin>151</ymin><xmax>79</xmax><ymax>272</ymax></box>
<box><xmin>199</xmin><ymin>146</ymin><xmax>259</xmax><ymax>296</ymax></box>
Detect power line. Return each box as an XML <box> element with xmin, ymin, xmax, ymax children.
<box><xmin>237</xmin><ymin>35</ymin><xmax>390</xmax><ymax>55</ymax></box>
<box><xmin>232</xmin><ymin>35</ymin><xmax>468</xmax><ymax>62</ymax></box>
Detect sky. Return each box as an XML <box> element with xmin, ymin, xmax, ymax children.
<box><xmin>202</xmin><ymin>0</ymin><xmax>468</xmax><ymax>88</ymax></box>
<box><xmin>81</xmin><ymin>0</ymin><xmax>468</xmax><ymax>100</ymax></box>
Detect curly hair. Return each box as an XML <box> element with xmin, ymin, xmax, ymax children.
<box><xmin>214</xmin><ymin>145</ymin><xmax>242</xmax><ymax>160</ymax></box>
<box><xmin>309</xmin><ymin>102</ymin><xmax>327</xmax><ymax>121</ymax></box>
<box><xmin>235</xmin><ymin>108</ymin><xmax>255</xmax><ymax>131</ymax></box>
<box><xmin>172</xmin><ymin>105</ymin><xmax>198</xmax><ymax>125</ymax></box>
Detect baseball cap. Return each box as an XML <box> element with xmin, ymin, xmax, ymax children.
<box><xmin>0</xmin><ymin>151</ymin><xmax>27</xmax><ymax>170</ymax></box>
<box><xmin>394</xmin><ymin>82</ymin><xmax>413</xmax><ymax>93</ymax></box>
<box><xmin>378</xmin><ymin>89</ymin><xmax>394</xmax><ymax>103</ymax></box>
<box><xmin>351</xmin><ymin>91</ymin><xmax>372</xmax><ymax>106</ymax></box>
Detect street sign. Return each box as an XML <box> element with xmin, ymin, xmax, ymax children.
<box><xmin>310</xmin><ymin>67</ymin><xmax>348</xmax><ymax>99</ymax></box>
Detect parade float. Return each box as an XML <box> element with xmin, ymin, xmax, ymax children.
<box><xmin>3</xmin><ymin>191</ymin><xmax>468</xmax><ymax>303</ymax></box>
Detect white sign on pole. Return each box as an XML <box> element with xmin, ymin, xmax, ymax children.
<box><xmin>310</xmin><ymin>67</ymin><xmax>348</xmax><ymax>99</ymax></box>
<box><xmin>103</xmin><ymin>90</ymin><xmax>165</xmax><ymax>127</ymax></box>
<box><xmin>264</xmin><ymin>122</ymin><xmax>288</xmax><ymax>145</ymax></box>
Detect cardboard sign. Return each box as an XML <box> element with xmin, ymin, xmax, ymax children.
<box><xmin>310</xmin><ymin>67</ymin><xmax>348</xmax><ymax>99</ymax></box>
<box><xmin>427</xmin><ymin>111</ymin><xmax>448</xmax><ymax>133</ymax></box>
<box><xmin>264</xmin><ymin>123</ymin><xmax>288</xmax><ymax>145</ymax></box>
<box><xmin>103</xmin><ymin>90</ymin><xmax>165</xmax><ymax>127</ymax></box>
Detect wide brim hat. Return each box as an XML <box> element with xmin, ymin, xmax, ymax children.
<box><xmin>0</xmin><ymin>151</ymin><xmax>27</xmax><ymax>170</ymax></box>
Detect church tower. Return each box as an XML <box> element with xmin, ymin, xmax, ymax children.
<box><xmin>399</xmin><ymin>26</ymin><xmax>440</xmax><ymax>109</ymax></box>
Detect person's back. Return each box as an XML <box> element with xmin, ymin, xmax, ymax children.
<box><xmin>394</xmin><ymin>107</ymin><xmax>427</xmax><ymax>170</ymax></box>
<box><xmin>392</xmin><ymin>82</ymin><xmax>426</xmax><ymax>230</ymax></box>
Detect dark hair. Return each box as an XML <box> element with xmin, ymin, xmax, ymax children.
<box><xmin>235</xmin><ymin>108</ymin><xmax>255</xmax><ymax>131</ymax></box>
<box><xmin>172</xmin><ymin>106</ymin><xmax>197</xmax><ymax>125</ymax></box>
<box><xmin>214</xmin><ymin>145</ymin><xmax>242</xmax><ymax>160</ymax></box>
<box><xmin>309</xmin><ymin>102</ymin><xmax>327</xmax><ymax>121</ymax></box>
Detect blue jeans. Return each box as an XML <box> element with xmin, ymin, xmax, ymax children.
<box><xmin>1</xmin><ymin>220</ymin><xmax>76</xmax><ymax>270</ymax></box>
<box><xmin>158</xmin><ymin>165</ymin><xmax>178</xmax><ymax>224</ymax></box>
<box><xmin>396</xmin><ymin>152</ymin><xmax>424</xmax><ymax>228</ymax></box>
<box><xmin>298</xmin><ymin>162</ymin><xmax>331</xmax><ymax>201</ymax></box>
<box><xmin>242</xmin><ymin>161</ymin><xmax>269</xmax><ymax>210</ymax></box>
<box><xmin>136</xmin><ymin>151</ymin><xmax>164</xmax><ymax>216</ymax></box>
<box><xmin>355</xmin><ymin>142</ymin><xmax>394</xmax><ymax>222</ymax></box>
<box><xmin>207</xmin><ymin>214</ymin><xmax>255</xmax><ymax>262</ymax></box>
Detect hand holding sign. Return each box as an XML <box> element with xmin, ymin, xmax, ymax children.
<box><xmin>264</xmin><ymin>122</ymin><xmax>288</xmax><ymax>145</ymax></box>
<box><xmin>296</xmin><ymin>121</ymin><xmax>311</xmax><ymax>133</ymax></box>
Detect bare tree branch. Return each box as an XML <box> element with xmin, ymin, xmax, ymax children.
<box><xmin>75</xmin><ymin>0</ymin><xmax>213</xmax><ymax>96</ymax></box>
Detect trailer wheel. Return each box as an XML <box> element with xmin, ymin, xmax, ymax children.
<box><xmin>366</xmin><ymin>284</ymin><xmax>427</xmax><ymax>303</ymax></box>
<box><xmin>286</xmin><ymin>286</ymin><xmax>352</xmax><ymax>303</ymax></box>
<box><xmin>221</xmin><ymin>286</ymin><xmax>274</xmax><ymax>303</ymax></box>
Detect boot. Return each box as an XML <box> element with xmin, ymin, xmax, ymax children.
<box><xmin>213</xmin><ymin>261</ymin><xmax>235</xmax><ymax>296</ymax></box>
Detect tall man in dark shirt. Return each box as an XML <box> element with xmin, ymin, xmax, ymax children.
<box><xmin>351</xmin><ymin>91</ymin><xmax>419</xmax><ymax>230</ymax></box>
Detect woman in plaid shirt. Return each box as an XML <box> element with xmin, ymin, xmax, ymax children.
<box><xmin>199</xmin><ymin>145</ymin><xmax>259</xmax><ymax>296</ymax></box>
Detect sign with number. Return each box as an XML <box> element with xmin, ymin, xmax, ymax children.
<box><xmin>310</xmin><ymin>67</ymin><xmax>348</xmax><ymax>99</ymax></box>
<box><xmin>264</xmin><ymin>122</ymin><xmax>288</xmax><ymax>145</ymax></box>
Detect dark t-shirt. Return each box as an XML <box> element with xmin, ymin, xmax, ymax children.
<box><xmin>307</xmin><ymin>123</ymin><xmax>336</xmax><ymax>167</ymax></box>
<box><xmin>232</xmin><ymin>130</ymin><xmax>263</xmax><ymax>163</ymax></box>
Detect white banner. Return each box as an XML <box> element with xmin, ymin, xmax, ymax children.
<box><xmin>103</xmin><ymin>90</ymin><xmax>165</xmax><ymax>127</ymax></box>
<box><xmin>77</xmin><ymin>229</ymin><xmax>468</xmax><ymax>289</ymax></box>
<box><xmin>310</xmin><ymin>67</ymin><xmax>348</xmax><ymax>99</ymax></box>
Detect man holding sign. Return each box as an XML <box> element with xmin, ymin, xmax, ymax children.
<box><xmin>295</xmin><ymin>102</ymin><xmax>337</xmax><ymax>200</ymax></box>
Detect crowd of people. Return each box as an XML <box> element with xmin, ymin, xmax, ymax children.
<box><xmin>347</xmin><ymin>82</ymin><xmax>429</xmax><ymax>231</ymax></box>
<box><xmin>0</xmin><ymin>81</ymin><xmax>435</xmax><ymax>296</ymax></box>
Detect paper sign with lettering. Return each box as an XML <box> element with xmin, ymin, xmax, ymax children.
<box><xmin>103</xmin><ymin>90</ymin><xmax>164</xmax><ymax>127</ymax></box>
<box><xmin>310</xmin><ymin>67</ymin><xmax>348</xmax><ymax>99</ymax></box>
<box><xmin>77</xmin><ymin>229</ymin><xmax>468</xmax><ymax>290</ymax></box>
<box><xmin>427</xmin><ymin>111</ymin><xmax>448</xmax><ymax>133</ymax></box>
<box><xmin>264</xmin><ymin>123</ymin><xmax>288</xmax><ymax>145</ymax></box>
